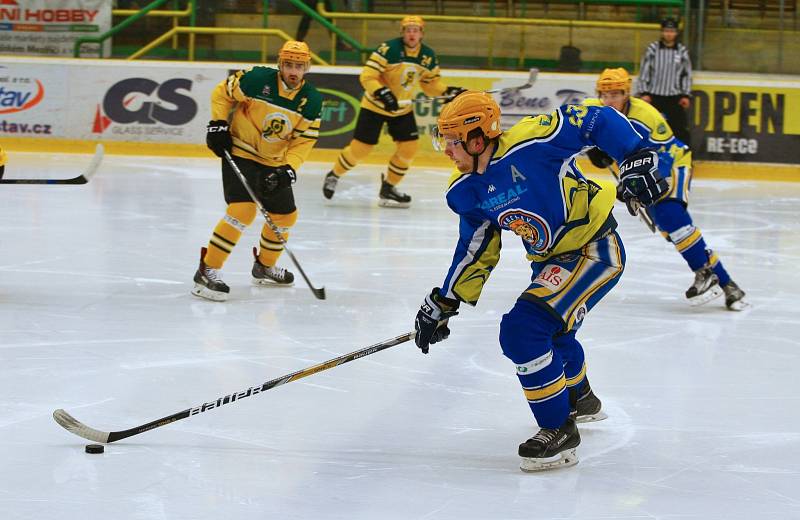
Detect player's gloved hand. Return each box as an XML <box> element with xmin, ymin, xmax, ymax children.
<box><xmin>415</xmin><ymin>288</ymin><xmax>459</xmax><ymax>354</ymax></box>
<box><xmin>262</xmin><ymin>165</ymin><xmax>297</xmax><ymax>195</ymax></box>
<box><xmin>618</xmin><ymin>149</ymin><xmax>669</xmax><ymax>216</ymax></box>
<box><xmin>206</xmin><ymin>120</ymin><xmax>232</xmax><ymax>158</ymax></box>
<box><xmin>373</xmin><ymin>87</ymin><xmax>399</xmax><ymax>112</ymax></box>
<box><xmin>586</xmin><ymin>147</ymin><xmax>614</xmax><ymax>169</ymax></box>
<box><xmin>442</xmin><ymin>86</ymin><xmax>467</xmax><ymax>102</ymax></box>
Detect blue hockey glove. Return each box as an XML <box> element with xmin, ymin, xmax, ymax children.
<box><xmin>262</xmin><ymin>165</ymin><xmax>297</xmax><ymax>196</ymax></box>
<box><xmin>373</xmin><ymin>87</ymin><xmax>399</xmax><ymax>112</ymax></box>
<box><xmin>618</xmin><ymin>149</ymin><xmax>669</xmax><ymax>216</ymax></box>
<box><xmin>415</xmin><ymin>288</ymin><xmax>459</xmax><ymax>354</ymax></box>
<box><xmin>206</xmin><ymin>120</ymin><xmax>232</xmax><ymax>158</ymax></box>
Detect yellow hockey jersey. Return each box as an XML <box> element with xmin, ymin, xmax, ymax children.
<box><xmin>211</xmin><ymin>67</ymin><xmax>322</xmax><ymax>170</ymax></box>
<box><xmin>583</xmin><ymin>96</ymin><xmax>691</xmax><ymax>168</ymax></box>
<box><xmin>360</xmin><ymin>38</ymin><xmax>448</xmax><ymax>117</ymax></box>
<box><xmin>0</xmin><ymin>145</ymin><xmax>6</xmax><ymax>169</ymax></box>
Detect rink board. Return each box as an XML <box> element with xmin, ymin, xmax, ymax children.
<box><xmin>1</xmin><ymin>56</ymin><xmax>799</xmax><ymax>177</ymax></box>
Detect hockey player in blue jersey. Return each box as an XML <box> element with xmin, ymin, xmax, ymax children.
<box><xmin>413</xmin><ymin>91</ymin><xmax>670</xmax><ymax>471</ymax></box>
<box><xmin>584</xmin><ymin>68</ymin><xmax>747</xmax><ymax>310</ymax></box>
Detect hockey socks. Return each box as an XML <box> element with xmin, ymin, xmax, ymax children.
<box><xmin>257</xmin><ymin>210</ymin><xmax>297</xmax><ymax>267</ymax></box>
<box><xmin>204</xmin><ymin>202</ymin><xmax>257</xmax><ymax>269</ymax></box>
<box><xmin>651</xmin><ymin>200</ymin><xmax>731</xmax><ymax>285</ymax></box>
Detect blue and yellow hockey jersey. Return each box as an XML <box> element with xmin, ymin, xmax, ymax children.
<box><xmin>439</xmin><ymin>104</ymin><xmax>672</xmax><ymax>306</ymax></box>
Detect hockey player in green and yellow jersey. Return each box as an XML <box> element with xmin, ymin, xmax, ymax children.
<box><xmin>322</xmin><ymin>15</ymin><xmax>464</xmax><ymax>207</ymax></box>
<box><xmin>192</xmin><ymin>41</ymin><xmax>323</xmax><ymax>302</ymax></box>
<box><xmin>583</xmin><ymin>68</ymin><xmax>747</xmax><ymax>310</ymax></box>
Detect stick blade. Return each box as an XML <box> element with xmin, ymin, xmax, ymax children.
<box><xmin>313</xmin><ymin>287</ymin><xmax>326</xmax><ymax>300</ymax></box>
<box><xmin>53</xmin><ymin>409</ymin><xmax>110</xmax><ymax>443</ymax></box>
<box><xmin>527</xmin><ymin>67</ymin><xmax>539</xmax><ymax>85</ymax></box>
<box><xmin>81</xmin><ymin>143</ymin><xmax>105</xmax><ymax>183</ymax></box>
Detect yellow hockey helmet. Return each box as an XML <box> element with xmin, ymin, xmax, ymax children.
<box><xmin>278</xmin><ymin>40</ymin><xmax>312</xmax><ymax>65</ymax></box>
<box><xmin>400</xmin><ymin>15</ymin><xmax>425</xmax><ymax>30</ymax></box>
<box><xmin>596</xmin><ymin>68</ymin><xmax>632</xmax><ymax>95</ymax></box>
<box><xmin>433</xmin><ymin>91</ymin><xmax>501</xmax><ymax>150</ymax></box>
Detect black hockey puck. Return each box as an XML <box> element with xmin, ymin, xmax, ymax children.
<box><xmin>85</xmin><ymin>444</ymin><xmax>104</xmax><ymax>454</ymax></box>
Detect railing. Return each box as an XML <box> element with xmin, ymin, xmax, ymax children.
<box><xmin>112</xmin><ymin>1</ymin><xmax>194</xmax><ymax>52</ymax></box>
<box><xmin>316</xmin><ymin>2</ymin><xmax>665</xmax><ymax>69</ymax></box>
<box><xmin>128</xmin><ymin>26</ymin><xmax>329</xmax><ymax>65</ymax></box>
<box><xmin>74</xmin><ymin>0</ymin><xmax>187</xmax><ymax>57</ymax></box>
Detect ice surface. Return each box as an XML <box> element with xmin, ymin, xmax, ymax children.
<box><xmin>1</xmin><ymin>151</ymin><xmax>799</xmax><ymax>519</ymax></box>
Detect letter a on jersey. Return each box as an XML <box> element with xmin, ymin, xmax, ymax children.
<box><xmin>511</xmin><ymin>165</ymin><xmax>527</xmax><ymax>183</ymax></box>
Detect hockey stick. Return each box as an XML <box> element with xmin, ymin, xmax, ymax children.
<box><xmin>52</xmin><ymin>330</ymin><xmax>416</xmax><ymax>443</ymax></box>
<box><xmin>0</xmin><ymin>144</ymin><xmax>104</xmax><ymax>185</ymax></box>
<box><xmin>607</xmin><ymin>165</ymin><xmax>657</xmax><ymax>233</ymax></box>
<box><xmin>398</xmin><ymin>68</ymin><xmax>539</xmax><ymax>107</ymax></box>
<box><xmin>223</xmin><ymin>150</ymin><xmax>326</xmax><ymax>300</ymax></box>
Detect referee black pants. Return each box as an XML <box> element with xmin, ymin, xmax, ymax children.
<box><xmin>651</xmin><ymin>95</ymin><xmax>691</xmax><ymax>149</ymax></box>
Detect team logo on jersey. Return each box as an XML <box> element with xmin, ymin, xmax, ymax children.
<box><xmin>262</xmin><ymin>85</ymin><xmax>271</xmax><ymax>96</ymax></box>
<box><xmin>261</xmin><ymin>112</ymin><xmax>292</xmax><ymax>142</ymax></box>
<box><xmin>498</xmin><ymin>209</ymin><xmax>551</xmax><ymax>252</ymax></box>
<box><xmin>400</xmin><ymin>67</ymin><xmax>416</xmax><ymax>90</ymax></box>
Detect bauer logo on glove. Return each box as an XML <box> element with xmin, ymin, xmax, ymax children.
<box><xmin>617</xmin><ymin>149</ymin><xmax>669</xmax><ymax>216</ymax></box>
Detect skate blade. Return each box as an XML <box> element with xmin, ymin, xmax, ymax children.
<box><xmin>191</xmin><ymin>284</ymin><xmax>228</xmax><ymax>302</ymax></box>
<box><xmin>576</xmin><ymin>410</ymin><xmax>608</xmax><ymax>423</ymax></box>
<box><xmin>519</xmin><ymin>448</ymin><xmax>579</xmax><ymax>472</ymax></box>
<box><xmin>726</xmin><ymin>298</ymin><xmax>751</xmax><ymax>311</ymax></box>
<box><xmin>378</xmin><ymin>199</ymin><xmax>411</xmax><ymax>209</ymax></box>
<box><xmin>687</xmin><ymin>285</ymin><xmax>723</xmax><ymax>306</ymax></box>
<box><xmin>252</xmin><ymin>278</ymin><xmax>294</xmax><ymax>287</ymax></box>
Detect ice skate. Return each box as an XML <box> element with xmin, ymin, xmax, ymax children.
<box><xmin>518</xmin><ymin>417</ymin><xmax>580</xmax><ymax>472</ymax></box>
<box><xmin>322</xmin><ymin>171</ymin><xmax>339</xmax><ymax>200</ymax></box>
<box><xmin>722</xmin><ymin>280</ymin><xmax>749</xmax><ymax>311</ymax></box>
<box><xmin>191</xmin><ymin>247</ymin><xmax>230</xmax><ymax>302</ymax></box>
<box><xmin>685</xmin><ymin>266</ymin><xmax>723</xmax><ymax>306</ymax></box>
<box><xmin>378</xmin><ymin>174</ymin><xmax>411</xmax><ymax>208</ymax></box>
<box><xmin>574</xmin><ymin>380</ymin><xmax>607</xmax><ymax>423</ymax></box>
<box><xmin>252</xmin><ymin>248</ymin><xmax>294</xmax><ymax>286</ymax></box>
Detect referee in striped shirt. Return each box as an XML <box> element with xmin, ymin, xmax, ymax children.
<box><xmin>636</xmin><ymin>18</ymin><xmax>693</xmax><ymax>148</ymax></box>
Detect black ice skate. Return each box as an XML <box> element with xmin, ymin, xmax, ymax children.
<box><xmin>685</xmin><ymin>266</ymin><xmax>723</xmax><ymax>306</ymax></box>
<box><xmin>573</xmin><ymin>379</ymin><xmax>607</xmax><ymax>423</ymax></box>
<box><xmin>322</xmin><ymin>171</ymin><xmax>339</xmax><ymax>200</ymax></box>
<box><xmin>518</xmin><ymin>417</ymin><xmax>580</xmax><ymax>472</ymax></box>
<box><xmin>378</xmin><ymin>174</ymin><xmax>411</xmax><ymax>208</ymax></box>
<box><xmin>252</xmin><ymin>248</ymin><xmax>295</xmax><ymax>286</ymax></box>
<box><xmin>722</xmin><ymin>280</ymin><xmax>749</xmax><ymax>311</ymax></box>
<box><xmin>191</xmin><ymin>247</ymin><xmax>230</xmax><ymax>302</ymax></box>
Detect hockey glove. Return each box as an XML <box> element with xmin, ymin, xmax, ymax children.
<box><xmin>415</xmin><ymin>288</ymin><xmax>459</xmax><ymax>354</ymax></box>
<box><xmin>206</xmin><ymin>120</ymin><xmax>232</xmax><ymax>158</ymax></box>
<box><xmin>618</xmin><ymin>149</ymin><xmax>669</xmax><ymax>216</ymax></box>
<box><xmin>262</xmin><ymin>165</ymin><xmax>297</xmax><ymax>196</ymax></box>
<box><xmin>586</xmin><ymin>147</ymin><xmax>614</xmax><ymax>169</ymax></box>
<box><xmin>442</xmin><ymin>86</ymin><xmax>467</xmax><ymax>102</ymax></box>
<box><xmin>373</xmin><ymin>87</ymin><xmax>399</xmax><ymax>112</ymax></box>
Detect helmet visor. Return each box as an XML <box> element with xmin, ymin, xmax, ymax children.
<box><xmin>431</xmin><ymin>126</ymin><xmax>462</xmax><ymax>152</ymax></box>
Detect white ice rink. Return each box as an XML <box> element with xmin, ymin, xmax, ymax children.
<box><xmin>1</xmin><ymin>151</ymin><xmax>799</xmax><ymax>520</ymax></box>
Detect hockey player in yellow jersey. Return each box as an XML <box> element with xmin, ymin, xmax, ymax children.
<box><xmin>322</xmin><ymin>15</ymin><xmax>464</xmax><ymax>207</ymax></box>
<box><xmin>584</xmin><ymin>68</ymin><xmax>747</xmax><ymax>310</ymax></box>
<box><xmin>192</xmin><ymin>41</ymin><xmax>323</xmax><ymax>302</ymax></box>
